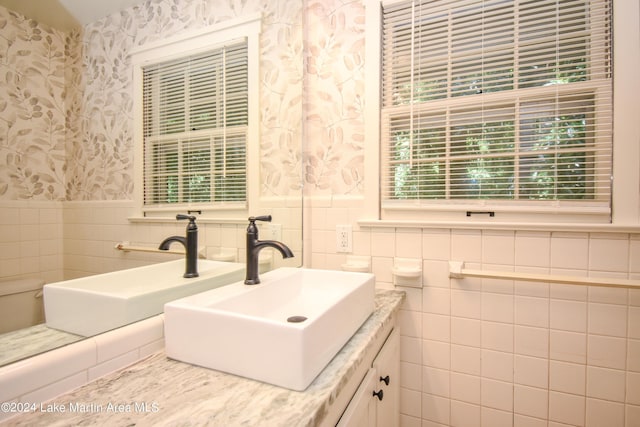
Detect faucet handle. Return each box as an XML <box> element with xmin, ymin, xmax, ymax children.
<box><xmin>247</xmin><ymin>215</ymin><xmax>271</xmax><ymax>235</ymax></box>
<box><xmin>176</xmin><ymin>214</ymin><xmax>198</xmax><ymax>231</ymax></box>
<box><xmin>248</xmin><ymin>215</ymin><xmax>272</xmax><ymax>223</ymax></box>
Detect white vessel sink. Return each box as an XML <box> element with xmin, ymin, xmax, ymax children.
<box><xmin>164</xmin><ymin>267</ymin><xmax>375</xmax><ymax>391</ymax></box>
<box><xmin>44</xmin><ymin>259</ymin><xmax>245</xmax><ymax>337</ymax></box>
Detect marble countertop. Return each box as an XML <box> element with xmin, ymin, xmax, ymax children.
<box><xmin>6</xmin><ymin>290</ymin><xmax>405</xmax><ymax>427</ymax></box>
<box><xmin>0</xmin><ymin>325</ymin><xmax>82</xmax><ymax>367</ymax></box>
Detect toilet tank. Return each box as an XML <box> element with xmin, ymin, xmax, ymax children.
<box><xmin>0</xmin><ymin>278</ymin><xmax>45</xmax><ymax>334</ymax></box>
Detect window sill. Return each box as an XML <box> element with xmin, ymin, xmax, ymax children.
<box><xmin>357</xmin><ymin>219</ymin><xmax>640</xmax><ymax>234</ymax></box>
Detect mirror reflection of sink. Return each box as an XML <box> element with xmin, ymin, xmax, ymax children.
<box><xmin>43</xmin><ymin>259</ymin><xmax>245</xmax><ymax>337</ymax></box>
<box><xmin>164</xmin><ymin>267</ymin><xmax>375</xmax><ymax>391</ymax></box>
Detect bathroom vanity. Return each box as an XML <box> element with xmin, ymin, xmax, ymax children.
<box><xmin>5</xmin><ymin>290</ymin><xmax>404</xmax><ymax>426</ymax></box>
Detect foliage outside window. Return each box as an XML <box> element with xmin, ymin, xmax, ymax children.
<box><xmin>381</xmin><ymin>0</ymin><xmax>613</xmax><ymax>216</ymax></box>
<box><xmin>142</xmin><ymin>42</ymin><xmax>248</xmax><ymax>208</ymax></box>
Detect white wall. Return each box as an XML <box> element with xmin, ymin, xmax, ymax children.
<box><xmin>307</xmin><ymin>202</ymin><xmax>640</xmax><ymax>426</ymax></box>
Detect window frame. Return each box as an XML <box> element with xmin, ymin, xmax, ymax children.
<box><xmin>364</xmin><ymin>0</ymin><xmax>639</xmax><ymax>226</ymax></box>
<box><xmin>131</xmin><ymin>14</ymin><xmax>261</xmax><ymax>219</ymax></box>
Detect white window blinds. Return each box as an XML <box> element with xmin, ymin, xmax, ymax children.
<box><xmin>142</xmin><ymin>41</ymin><xmax>248</xmax><ymax>207</ymax></box>
<box><xmin>381</xmin><ymin>0</ymin><xmax>613</xmax><ymax>215</ymax></box>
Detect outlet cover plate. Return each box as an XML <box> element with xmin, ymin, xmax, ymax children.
<box><xmin>336</xmin><ymin>225</ymin><xmax>353</xmax><ymax>253</ymax></box>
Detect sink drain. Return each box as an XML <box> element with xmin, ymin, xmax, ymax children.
<box><xmin>286</xmin><ymin>315</ymin><xmax>308</xmax><ymax>323</ymax></box>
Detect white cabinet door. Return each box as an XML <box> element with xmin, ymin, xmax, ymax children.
<box><xmin>337</xmin><ymin>369</ymin><xmax>377</xmax><ymax>427</ymax></box>
<box><xmin>336</xmin><ymin>328</ymin><xmax>401</xmax><ymax>427</ymax></box>
<box><xmin>373</xmin><ymin>328</ymin><xmax>400</xmax><ymax>427</ymax></box>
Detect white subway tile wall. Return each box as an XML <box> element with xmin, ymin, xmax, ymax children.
<box><xmin>309</xmin><ymin>204</ymin><xmax>640</xmax><ymax>427</ymax></box>
<box><xmin>3</xmin><ymin>198</ymin><xmax>638</xmax><ymax>426</ymax></box>
<box><xmin>0</xmin><ymin>201</ymin><xmax>64</xmax><ymax>283</ymax></box>
<box><xmin>1</xmin><ymin>200</ymin><xmax>302</xmax><ymax>283</ymax></box>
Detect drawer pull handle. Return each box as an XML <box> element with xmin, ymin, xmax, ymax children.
<box><xmin>373</xmin><ymin>389</ymin><xmax>384</xmax><ymax>401</ymax></box>
<box><xmin>380</xmin><ymin>375</ymin><xmax>390</xmax><ymax>386</ymax></box>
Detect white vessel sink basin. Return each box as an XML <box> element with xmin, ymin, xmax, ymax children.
<box><xmin>164</xmin><ymin>267</ymin><xmax>375</xmax><ymax>391</ymax></box>
<box><xmin>44</xmin><ymin>259</ymin><xmax>245</xmax><ymax>337</ymax></box>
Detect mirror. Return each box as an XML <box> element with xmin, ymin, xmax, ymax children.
<box><xmin>0</xmin><ymin>0</ymin><xmax>303</xmax><ymax>367</ymax></box>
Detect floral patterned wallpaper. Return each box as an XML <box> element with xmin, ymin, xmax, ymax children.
<box><xmin>0</xmin><ymin>0</ymin><xmax>369</xmax><ymax>202</ymax></box>
<box><xmin>0</xmin><ymin>9</ymin><xmax>67</xmax><ymax>200</ymax></box>
<box><xmin>304</xmin><ymin>0</ymin><xmax>366</xmax><ymax>197</ymax></box>
<box><xmin>67</xmin><ymin>0</ymin><xmax>304</xmax><ymax>200</ymax></box>
<box><xmin>0</xmin><ymin>0</ymin><xmax>303</xmax><ymax>201</ymax></box>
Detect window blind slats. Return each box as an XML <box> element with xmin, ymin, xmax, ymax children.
<box><xmin>381</xmin><ymin>0</ymin><xmax>612</xmax><ymax>209</ymax></box>
<box><xmin>142</xmin><ymin>41</ymin><xmax>248</xmax><ymax>206</ymax></box>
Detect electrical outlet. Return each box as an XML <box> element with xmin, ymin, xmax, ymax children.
<box><xmin>269</xmin><ymin>223</ymin><xmax>282</xmax><ymax>241</ymax></box>
<box><xmin>336</xmin><ymin>225</ymin><xmax>353</xmax><ymax>253</ymax></box>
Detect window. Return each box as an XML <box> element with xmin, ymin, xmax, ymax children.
<box><xmin>132</xmin><ymin>15</ymin><xmax>260</xmax><ymax>217</ymax></box>
<box><xmin>143</xmin><ymin>43</ymin><xmax>248</xmax><ymax>207</ymax></box>
<box><xmin>379</xmin><ymin>0</ymin><xmax>613</xmax><ymax>221</ymax></box>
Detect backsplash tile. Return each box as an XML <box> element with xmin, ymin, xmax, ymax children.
<box><xmin>451</xmin><ymin>399</ymin><xmax>480</xmax><ymax>427</ymax></box>
<box><xmin>628</xmin><ymin>339</ymin><xmax>640</xmax><ymax>372</ymax></box>
<box><xmin>451</xmin><ymin>288</ymin><xmax>482</xmax><ymax>319</ymax></box>
<box><xmin>93</xmin><ymin>315</ymin><xmax>163</xmax><ymax>363</ymax></box>
<box><xmin>589</xmin><ymin>234</ymin><xmax>630</xmax><ymax>272</ymax></box>
<box><xmin>451</xmin><ymin>229</ymin><xmax>482</xmax><ymax>263</ymax></box>
<box><xmin>481</xmin><ymin>349</ymin><xmax>514</xmax><ymax>382</ymax></box>
<box><xmin>549</xmin><ymin>329</ymin><xmax>587</xmax><ymax>364</ymax></box>
<box><xmin>482</xmin><ymin>230</ymin><xmax>515</xmax><ymax>265</ymax></box>
<box><xmin>588</xmin><ymin>302</ymin><xmax>628</xmax><ymax>336</ymax></box>
<box><xmin>549</xmin><ymin>360</ymin><xmax>586</xmax><ymax>395</ymax></box>
<box><xmin>586</xmin><ymin>398</ymin><xmax>625</xmax><ymax>427</ymax></box>
<box><xmin>481</xmin><ymin>377</ymin><xmax>514</xmax><ymax>412</ymax></box>
<box><xmin>514</xmin><ymin>355</ymin><xmax>549</xmax><ymax>389</ymax></box>
<box><xmin>629</xmin><ymin>306</ymin><xmax>640</xmax><ymax>337</ymax></box>
<box><xmin>0</xmin><ymin>338</ymin><xmax>96</xmax><ymax>401</ymax></box>
<box><xmin>550</xmin><ymin>299</ymin><xmax>588</xmax><ymax>332</ymax></box>
<box><xmin>0</xmin><ymin>201</ymin><xmax>64</xmax><ymax>282</ymax></box>
<box><xmin>481</xmin><ymin>321</ymin><xmax>514</xmax><ymax>353</ymax></box>
<box><xmin>422</xmin><ymin>229</ymin><xmax>451</xmax><ymax>261</ymax></box>
<box><xmin>551</xmin><ymin>233</ymin><xmax>590</xmax><ymax>270</ymax></box>
<box><xmin>481</xmin><ymin>292</ymin><xmax>514</xmax><ymax>323</ymax></box>
<box><xmin>451</xmin><ymin>317</ymin><xmax>481</xmax><ymax>348</ymax></box>
<box><xmin>627</xmin><ymin>372</ymin><xmax>640</xmax><ymax>405</ymax></box>
<box><xmin>423</xmin><ymin>366</ymin><xmax>449</xmax><ymax>398</ymax></box>
<box><xmin>0</xmin><ymin>313</ymin><xmax>165</xmax><ymax>420</ymax></box>
<box><xmin>451</xmin><ymin>344</ymin><xmax>480</xmax><ymax>376</ymax></box>
<box><xmin>317</xmin><ymin>223</ymin><xmax>639</xmax><ymax>426</ymax></box>
<box><xmin>548</xmin><ymin>390</ymin><xmax>586</xmax><ymax>425</ymax></box>
<box><xmin>19</xmin><ymin>372</ymin><xmax>88</xmax><ymax>414</ymax></box>
<box><xmin>450</xmin><ymin>372</ymin><xmax>481</xmax><ymax>405</ymax></box>
<box><xmin>588</xmin><ymin>334</ymin><xmax>627</xmax><ymax>369</ymax></box>
<box><xmin>587</xmin><ymin>366</ymin><xmax>626</xmax><ymax>401</ymax></box>
<box><xmin>515</xmin><ymin>295</ymin><xmax>549</xmax><ymax>328</ymax></box>
<box><xmin>627</xmin><ymin>404</ymin><xmax>640</xmax><ymax>427</ymax></box>
<box><xmin>422</xmin><ymin>392</ymin><xmax>451</xmax><ymax>425</ymax></box>
<box><xmin>514</xmin><ymin>384</ymin><xmax>549</xmax><ymax>420</ymax></box>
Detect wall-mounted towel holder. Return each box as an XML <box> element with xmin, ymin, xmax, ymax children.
<box><xmin>115</xmin><ymin>242</ymin><xmax>205</xmax><ymax>258</ymax></box>
<box><xmin>449</xmin><ymin>260</ymin><xmax>640</xmax><ymax>289</ymax></box>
